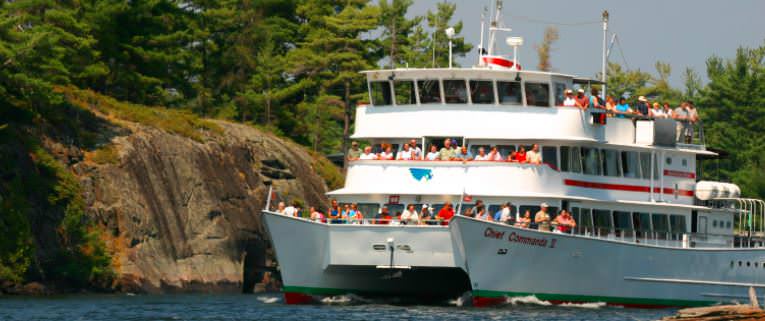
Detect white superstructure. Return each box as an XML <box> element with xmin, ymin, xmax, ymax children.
<box><xmin>262</xmin><ymin>2</ymin><xmax>765</xmax><ymax>307</ymax></box>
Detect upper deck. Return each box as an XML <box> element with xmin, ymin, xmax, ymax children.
<box><xmin>357</xmin><ymin>68</ymin><xmax>706</xmax><ymax>151</ymax></box>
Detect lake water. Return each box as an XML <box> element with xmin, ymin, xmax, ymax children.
<box><xmin>0</xmin><ymin>293</ymin><xmax>677</xmax><ymax>320</ymax></box>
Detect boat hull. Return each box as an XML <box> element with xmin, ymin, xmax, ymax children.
<box><xmin>450</xmin><ymin>215</ymin><xmax>765</xmax><ymax>308</ymax></box>
<box><xmin>262</xmin><ymin>212</ymin><xmax>470</xmax><ymax>303</ymax></box>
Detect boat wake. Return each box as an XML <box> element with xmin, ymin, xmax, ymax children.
<box><xmin>448</xmin><ymin>291</ymin><xmax>474</xmax><ymax>307</ymax></box>
<box><xmin>319</xmin><ymin>294</ymin><xmax>371</xmax><ymax>305</ymax></box>
<box><xmin>504</xmin><ymin>296</ymin><xmax>606</xmax><ymax>309</ymax></box>
<box><xmin>257</xmin><ymin>296</ymin><xmax>281</xmax><ymax>304</ymax></box>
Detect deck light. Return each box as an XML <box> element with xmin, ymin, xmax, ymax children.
<box><xmin>506</xmin><ymin>36</ymin><xmax>524</xmax><ymax>71</ymax></box>
<box><xmin>445</xmin><ymin>27</ymin><xmax>456</xmax><ymax>68</ymax></box>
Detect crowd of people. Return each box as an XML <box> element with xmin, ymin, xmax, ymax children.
<box><xmin>561</xmin><ymin>88</ymin><xmax>701</xmax><ymax>143</ymax></box>
<box><xmin>347</xmin><ymin>139</ymin><xmax>545</xmax><ymax>163</ymax></box>
<box><xmin>275</xmin><ymin>199</ymin><xmax>577</xmax><ymax>234</ymax></box>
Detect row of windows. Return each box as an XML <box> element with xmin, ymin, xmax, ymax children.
<box><xmin>369</xmin><ymin>79</ymin><xmax>549</xmax><ymax>107</ymax></box>
<box><xmin>713</xmin><ymin>219</ymin><xmax>732</xmax><ymax>229</ymax></box>
<box><xmin>571</xmin><ymin>208</ymin><xmax>687</xmax><ymax>238</ymax></box>
<box><xmin>732</xmin><ymin>261</ymin><xmax>765</xmax><ymax>269</ymax></box>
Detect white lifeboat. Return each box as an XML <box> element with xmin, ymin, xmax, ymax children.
<box><xmin>695</xmin><ymin>181</ymin><xmax>741</xmax><ymax>200</ymax></box>
<box><xmin>481</xmin><ymin>55</ymin><xmax>521</xmax><ymax>70</ymax></box>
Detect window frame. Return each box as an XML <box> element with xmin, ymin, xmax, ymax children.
<box><xmin>417</xmin><ymin>79</ymin><xmax>443</xmax><ymax>104</ymax></box>
<box><xmin>393</xmin><ymin>79</ymin><xmax>417</xmax><ymax>106</ymax></box>
<box><xmin>443</xmin><ymin>79</ymin><xmax>469</xmax><ymax>104</ymax></box>
<box><xmin>496</xmin><ymin>81</ymin><xmax>523</xmax><ymax>105</ymax></box>
<box><xmin>524</xmin><ymin>82</ymin><xmax>551</xmax><ymax>107</ymax></box>
<box><xmin>369</xmin><ymin>80</ymin><xmax>393</xmax><ymax>106</ymax></box>
<box><xmin>468</xmin><ymin>79</ymin><xmax>496</xmax><ymax>105</ymax></box>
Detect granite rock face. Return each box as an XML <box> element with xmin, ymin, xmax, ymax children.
<box><xmin>79</xmin><ymin>120</ymin><xmax>327</xmax><ymax>293</ymax></box>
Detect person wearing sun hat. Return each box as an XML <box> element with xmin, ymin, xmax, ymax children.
<box><xmin>562</xmin><ymin>89</ymin><xmax>576</xmax><ymax>107</ymax></box>
<box><xmin>574</xmin><ymin>88</ymin><xmax>589</xmax><ymax>109</ymax></box>
<box><xmin>635</xmin><ymin>96</ymin><xmax>650</xmax><ymax>116</ymax></box>
<box><xmin>535</xmin><ymin>202</ymin><xmax>552</xmax><ymax>232</ymax></box>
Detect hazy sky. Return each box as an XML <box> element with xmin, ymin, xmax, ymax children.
<box><xmin>407</xmin><ymin>0</ymin><xmax>765</xmax><ymax>87</ymax></box>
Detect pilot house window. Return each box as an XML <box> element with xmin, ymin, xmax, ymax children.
<box><xmin>443</xmin><ymin>79</ymin><xmax>468</xmax><ymax>104</ymax></box>
<box><xmin>394</xmin><ymin>80</ymin><xmax>416</xmax><ymax>105</ymax></box>
<box><xmin>497</xmin><ymin>81</ymin><xmax>522</xmax><ymax>105</ymax></box>
<box><xmin>525</xmin><ymin>82</ymin><xmax>550</xmax><ymax>107</ymax></box>
<box><xmin>370</xmin><ymin>81</ymin><xmax>392</xmax><ymax>106</ymax></box>
<box><xmin>417</xmin><ymin>79</ymin><xmax>442</xmax><ymax>104</ymax></box>
<box><xmin>469</xmin><ymin>80</ymin><xmax>495</xmax><ymax>104</ymax></box>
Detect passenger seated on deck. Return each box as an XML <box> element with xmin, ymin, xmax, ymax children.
<box><xmin>309</xmin><ymin>207</ymin><xmax>325</xmax><ymax>223</ymax></box>
<box><xmin>345</xmin><ymin>203</ymin><xmax>363</xmax><ymax>224</ymax></box>
<box><xmin>439</xmin><ymin>139</ymin><xmax>456</xmax><ymax>161</ymax></box>
<box><xmin>535</xmin><ymin>202</ymin><xmax>552</xmax><ymax>232</ymax></box>
<box><xmin>562</xmin><ymin>89</ymin><xmax>576</xmax><ymax>107</ymax></box>
<box><xmin>420</xmin><ymin>204</ymin><xmax>436</xmax><ymax>225</ymax></box>
<box><xmin>605</xmin><ymin>95</ymin><xmax>616</xmax><ymax>112</ymax></box>
<box><xmin>487</xmin><ymin>146</ymin><xmax>503</xmax><ymax>161</ymax></box>
<box><xmin>359</xmin><ymin>146</ymin><xmax>377</xmax><ymax>160</ymax></box>
<box><xmin>494</xmin><ymin>202</ymin><xmax>514</xmax><ymax>224</ymax></box>
<box><xmin>649</xmin><ymin>102</ymin><xmax>664</xmax><ymax>119</ymax></box>
<box><xmin>400</xmin><ymin>204</ymin><xmax>420</xmax><ymax>225</ymax></box>
<box><xmin>347</xmin><ymin>141</ymin><xmax>361</xmax><ymax>161</ymax></box>
<box><xmin>436</xmin><ymin>202</ymin><xmax>455</xmax><ymax>225</ymax></box>
<box><xmin>475</xmin><ymin>205</ymin><xmax>492</xmax><ymax>221</ymax></box>
<box><xmin>614</xmin><ymin>98</ymin><xmax>633</xmax><ymax>118</ymax></box>
<box><xmin>526</xmin><ymin>144</ymin><xmax>542</xmax><ymax>164</ymax></box>
<box><xmin>391</xmin><ymin>211</ymin><xmax>403</xmax><ymax>226</ymax></box>
<box><xmin>409</xmin><ymin>139</ymin><xmax>422</xmax><ymax>159</ymax></box>
<box><xmin>474</xmin><ymin>147</ymin><xmax>489</xmax><ymax>161</ymax></box>
<box><xmin>397</xmin><ymin>143</ymin><xmax>414</xmax><ymax>160</ymax></box>
<box><xmin>378</xmin><ymin>146</ymin><xmax>394</xmax><ymax>160</ymax></box>
<box><xmin>514</xmin><ymin>146</ymin><xmax>527</xmax><ymax>163</ymax></box>
<box><xmin>553</xmin><ymin>209</ymin><xmax>576</xmax><ymax>234</ymax></box>
<box><xmin>284</xmin><ymin>201</ymin><xmax>299</xmax><ymax>217</ymax></box>
<box><xmin>341</xmin><ymin>204</ymin><xmax>352</xmax><ymax>221</ymax></box>
<box><xmin>426</xmin><ymin>145</ymin><xmax>440</xmax><ymax>161</ymax></box>
<box><xmin>455</xmin><ymin>146</ymin><xmax>473</xmax><ymax>161</ymax></box>
<box><xmin>276</xmin><ymin>201</ymin><xmax>286</xmax><ymax>214</ymax></box>
<box><xmin>575</xmin><ymin>89</ymin><xmax>589</xmax><ymax>109</ymax></box>
<box><xmin>515</xmin><ymin>210</ymin><xmax>532</xmax><ymax>228</ymax></box>
<box><xmin>328</xmin><ymin>199</ymin><xmax>343</xmax><ymax>224</ymax></box>
<box><xmin>375</xmin><ymin>207</ymin><xmax>393</xmax><ymax>225</ymax></box>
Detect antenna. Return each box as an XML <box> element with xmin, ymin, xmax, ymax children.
<box><xmin>478</xmin><ymin>6</ymin><xmax>487</xmax><ymax>65</ymax></box>
<box><xmin>601</xmin><ymin>10</ymin><xmax>609</xmax><ymax>100</ymax></box>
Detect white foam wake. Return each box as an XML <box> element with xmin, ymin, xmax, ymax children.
<box><xmin>559</xmin><ymin>301</ymin><xmax>607</xmax><ymax>309</ymax></box>
<box><xmin>257</xmin><ymin>296</ymin><xmax>280</xmax><ymax>304</ymax></box>
<box><xmin>448</xmin><ymin>291</ymin><xmax>473</xmax><ymax>307</ymax></box>
<box><xmin>506</xmin><ymin>295</ymin><xmax>553</xmax><ymax>306</ymax></box>
<box><xmin>320</xmin><ymin>294</ymin><xmax>371</xmax><ymax>304</ymax></box>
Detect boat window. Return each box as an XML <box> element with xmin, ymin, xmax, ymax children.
<box><xmin>570</xmin><ymin>146</ymin><xmax>582</xmax><ymax>173</ymax></box>
<box><xmin>430</xmin><ymin>203</ymin><xmax>444</xmax><ymax>215</ymax></box>
<box><xmin>601</xmin><ymin>149</ymin><xmax>621</xmax><ymax>177</ymax></box>
<box><xmin>652</xmin><ymin>214</ymin><xmax>670</xmax><ymax>239</ymax></box>
<box><xmin>469</xmin><ymin>80</ymin><xmax>495</xmax><ymax>104</ymax></box>
<box><xmin>385</xmin><ymin>204</ymin><xmax>405</xmax><ymax>216</ymax></box>
<box><xmin>639</xmin><ymin>152</ymin><xmax>652</xmax><ymax>179</ymax></box>
<box><xmin>394</xmin><ymin>80</ymin><xmax>416</xmax><ymax>105</ymax></box>
<box><xmin>356</xmin><ymin>203</ymin><xmax>380</xmax><ymax>216</ymax></box>
<box><xmin>670</xmin><ymin>215</ymin><xmax>687</xmax><ymax>234</ymax></box>
<box><xmin>593</xmin><ymin>209</ymin><xmax>612</xmax><ymax>236</ymax></box>
<box><xmin>417</xmin><ymin>79</ymin><xmax>442</xmax><ymax>104</ymax></box>
<box><xmin>525</xmin><ymin>82</ymin><xmax>550</xmax><ymax>107</ymax></box>
<box><xmin>576</xmin><ymin>208</ymin><xmax>594</xmax><ymax>234</ymax></box>
<box><xmin>554</xmin><ymin>82</ymin><xmax>566</xmax><ymax>106</ymax></box>
<box><xmin>633</xmin><ymin>212</ymin><xmax>652</xmax><ymax>232</ymax></box>
<box><xmin>497</xmin><ymin>81</ymin><xmax>522</xmax><ymax>105</ymax></box>
<box><xmin>443</xmin><ymin>79</ymin><xmax>468</xmax><ymax>104</ymax></box>
<box><xmin>497</xmin><ymin>145</ymin><xmax>516</xmax><ymax>157</ymax></box>
<box><xmin>581</xmin><ymin>147</ymin><xmax>601</xmax><ymax>176</ymax></box>
<box><xmin>621</xmin><ymin>151</ymin><xmax>640</xmax><ymax>179</ymax></box>
<box><xmin>469</xmin><ymin>144</ymin><xmax>490</xmax><ymax>157</ymax></box>
<box><xmin>370</xmin><ymin>81</ymin><xmax>392</xmax><ymax>106</ymax></box>
<box><xmin>560</xmin><ymin>146</ymin><xmax>570</xmax><ymax>172</ymax></box>
<box><xmin>542</xmin><ymin>146</ymin><xmax>558</xmax><ymax>169</ymax></box>
<box><xmin>613</xmin><ymin>211</ymin><xmax>633</xmax><ymax>230</ymax></box>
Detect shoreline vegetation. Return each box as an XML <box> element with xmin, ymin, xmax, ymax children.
<box><xmin>1</xmin><ymin>0</ymin><xmax>764</xmax><ymax>294</ymax></box>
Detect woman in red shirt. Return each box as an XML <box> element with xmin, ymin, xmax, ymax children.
<box><xmin>514</xmin><ymin>146</ymin><xmax>527</xmax><ymax>163</ymax></box>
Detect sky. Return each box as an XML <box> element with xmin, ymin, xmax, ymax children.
<box><xmin>407</xmin><ymin>0</ymin><xmax>765</xmax><ymax>88</ymax></box>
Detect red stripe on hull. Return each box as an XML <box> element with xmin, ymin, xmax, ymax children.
<box><xmin>284</xmin><ymin>292</ymin><xmax>313</xmax><ymax>304</ymax></box>
<box><xmin>563</xmin><ymin>179</ymin><xmax>694</xmax><ymax>197</ymax></box>
<box><xmin>472</xmin><ymin>296</ymin><xmax>506</xmax><ymax>307</ymax></box>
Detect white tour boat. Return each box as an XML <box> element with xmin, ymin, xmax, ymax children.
<box><xmin>262</xmin><ymin>1</ymin><xmax>765</xmax><ymax>307</ymax></box>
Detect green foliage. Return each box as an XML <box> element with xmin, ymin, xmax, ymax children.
<box><xmin>91</xmin><ymin>144</ymin><xmax>120</xmax><ymax>165</ymax></box>
<box><xmin>379</xmin><ymin>0</ymin><xmax>422</xmax><ymax>68</ymax></box>
<box><xmin>310</xmin><ymin>151</ymin><xmax>344</xmax><ymax>191</ymax></box>
<box><xmin>423</xmin><ymin>2</ymin><xmax>472</xmax><ymax>68</ymax></box>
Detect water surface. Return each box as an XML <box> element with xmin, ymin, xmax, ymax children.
<box><xmin>0</xmin><ymin>293</ymin><xmax>677</xmax><ymax>320</ymax></box>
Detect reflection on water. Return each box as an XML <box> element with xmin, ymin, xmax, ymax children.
<box><xmin>0</xmin><ymin>293</ymin><xmax>674</xmax><ymax>321</ymax></box>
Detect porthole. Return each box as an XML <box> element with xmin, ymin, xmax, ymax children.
<box><xmin>756</xmin><ymin>262</ymin><xmax>759</xmax><ymax>268</ymax></box>
<box><xmin>739</xmin><ymin>261</ymin><xmax>743</xmax><ymax>267</ymax></box>
<box><xmin>747</xmin><ymin>262</ymin><xmax>751</xmax><ymax>267</ymax></box>
<box><xmin>666</xmin><ymin>157</ymin><xmax>672</xmax><ymax>165</ymax></box>
<box><xmin>730</xmin><ymin>261</ymin><xmax>735</xmax><ymax>268</ymax></box>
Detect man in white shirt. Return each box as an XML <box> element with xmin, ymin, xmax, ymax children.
<box><xmin>400</xmin><ymin>204</ymin><xmax>419</xmax><ymax>225</ymax></box>
<box><xmin>474</xmin><ymin>147</ymin><xmax>490</xmax><ymax>161</ymax></box>
<box><xmin>526</xmin><ymin>144</ymin><xmax>542</xmax><ymax>164</ymax></box>
<box><xmin>359</xmin><ymin>146</ymin><xmax>377</xmax><ymax>160</ymax></box>
<box><xmin>409</xmin><ymin>139</ymin><xmax>422</xmax><ymax>159</ymax></box>
<box><xmin>562</xmin><ymin>89</ymin><xmax>576</xmax><ymax>107</ymax></box>
<box><xmin>499</xmin><ymin>202</ymin><xmax>513</xmax><ymax>224</ymax></box>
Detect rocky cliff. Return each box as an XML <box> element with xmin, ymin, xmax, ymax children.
<box><xmin>77</xmin><ymin>120</ymin><xmax>328</xmax><ymax>293</ymax></box>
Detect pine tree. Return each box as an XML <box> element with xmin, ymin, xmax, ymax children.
<box><xmin>379</xmin><ymin>0</ymin><xmax>422</xmax><ymax>68</ymax></box>
<box><xmin>424</xmin><ymin>2</ymin><xmax>472</xmax><ymax>68</ymax></box>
